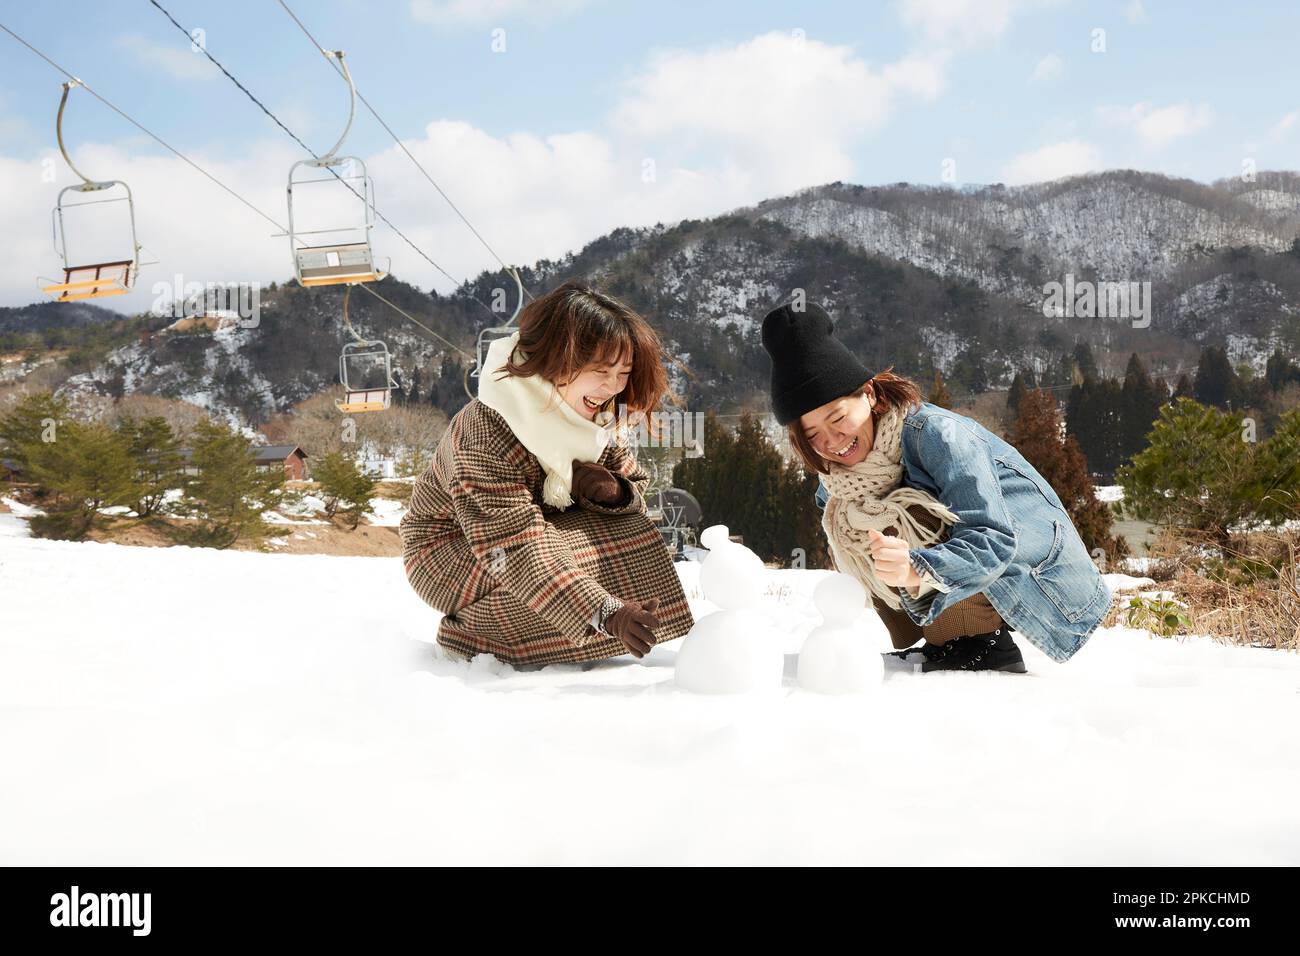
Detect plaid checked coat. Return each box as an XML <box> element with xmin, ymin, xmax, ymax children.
<box><xmin>400</xmin><ymin>398</ymin><xmax>694</xmax><ymax>665</ymax></box>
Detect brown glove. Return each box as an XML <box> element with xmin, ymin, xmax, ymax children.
<box><xmin>604</xmin><ymin>597</ymin><xmax>660</xmax><ymax>658</ymax></box>
<box><xmin>572</xmin><ymin>460</ymin><xmax>629</xmax><ymax>506</ymax></box>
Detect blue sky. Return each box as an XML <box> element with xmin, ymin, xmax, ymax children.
<box><xmin>1</xmin><ymin>0</ymin><xmax>1296</xmax><ymax>309</ymax></box>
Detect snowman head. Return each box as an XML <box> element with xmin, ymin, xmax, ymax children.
<box><xmin>698</xmin><ymin>524</ymin><xmax>764</xmax><ymax>609</ymax></box>
<box><xmin>813</xmin><ymin>572</ymin><xmax>867</xmax><ymax>626</ymax></box>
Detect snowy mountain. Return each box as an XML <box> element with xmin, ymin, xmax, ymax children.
<box><xmin>8</xmin><ymin>169</ymin><xmax>1299</xmax><ymax>424</ymax></box>
<box><xmin>746</xmin><ymin>171</ymin><xmax>1300</xmax><ymax>302</ymax></box>
<box><xmin>3</xmin><ymin>518</ymin><xmax>1297</xmax><ymax>864</ymax></box>
<box><xmin>50</xmin><ymin>278</ymin><xmax>485</xmax><ymax>425</ymax></box>
<box><xmin>0</xmin><ymin>299</ymin><xmax>123</xmax><ymax>334</ymax></box>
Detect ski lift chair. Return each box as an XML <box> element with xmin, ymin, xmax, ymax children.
<box><xmin>654</xmin><ymin>488</ymin><xmax>702</xmax><ymax>556</ymax></box>
<box><xmin>469</xmin><ymin>266</ymin><xmax>525</xmax><ymax>383</ymax></box>
<box><xmin>335</xmin><ymin>286</ymin><xmax>396</xmax><ymax>413</ymax></box>
<box><xmin>39</xmin><ymin>81</ymin><xmax>150</xmax><ymax>302</ymax></box>
<box><xmin>337</xmin><ymin>339</ymin><xmax>395</xmax><ymax>412</ymax></box>
<box><xmin>284</xmin><ymin>51</ymin><xmax>388</xmax><ymax>288</ymax></box>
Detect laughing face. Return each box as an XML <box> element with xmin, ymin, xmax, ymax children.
<box><xmin>799</xmin><ymin>384</ymin><xmax>877</xmax><ymax>466</ymax></box>
<box><xmin>555</xmin><ymin>350</ymin><xmax>633</xmax><ymax>420</ymax></box>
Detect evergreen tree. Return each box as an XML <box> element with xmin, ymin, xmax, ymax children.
<box><xmin>175</xmin><ymin>420</ymin><xmax>284</xmax><ymax>548</ymax></box>
<box><xmin>775</xmin><ymin>457</ymin><xmax>830</xmax><ymax>569</ymax></box>
<box><xmin>1006</xmin><ymin>370</ymin><xmax>1030</xmax><ymax>418</ymax></box>
<box><xmin>1246</xmin><ymin>407</ymin><xmax>1300</xmax><ymax>523</ymax></box>
<box><xmin>1007</xmin><ymin>389</ymin><xmax>1123</xmax><ymax>558</ymax></box>
<box><xmin>1265</xmin><ymin>349</ymin><xmax>1299</xmax><ymax>392</ymax></box>
<box><xmin>1059</xmin><ymin>352</ymin><xmax>1081</xmax><ymax>387</ymax></box>
<box><xmin>948</xmin><ymin>347</ymin><xmax>989</xmax><ymax>394</ymax></box>
<box><xmin>1116</xmin><ymin>398</ymin><xmax>1255</xmax><ymax>546</ymax></box>
<box><xmin>116</xmin><ymin>415</ymin><xmax>182</xmax><ymax>518</ymax></box>
<box><xmin>927</xmin><ymin>370</ymin><xmax>952</xmax><ymax>409</ymax></box>
<box><xmin>1072</xmin><ymin>342</ymin><xmax>1098</xmax><ymax>381</ymax></box>
<box><xmin>1119</xmin><ymin>353</ymin><xmax>1163</xmax><ymax>464</ymax></box>
<box><xmin>674</xmin><ymin>413</ymin><xmax>822</xmax><ymax>565</ymax></box>
<box><xmin>430</xmin><ymin>353</ymin><xmax>470</xmax><ymax>418</ymax></box>
<box><xmin>314</xmin><ymin>452</ymin><xmax>377</xmax><ymax>530</ymax></box>
<box><xmin>408</xmin><ymin>365</ymin><xmax>424</xmax><ymax>405</ymax></box>
<box><xmin>1066</xmin><ymin>376</ymin><xmax>1124</xmax><ymax>476</ymax></box>
<box><xmin>1193</xmin><ymin>345</ymin><xmax>1238</xmax><ymax>409</ymax></box>
<box><xmin>673</xmin><ymin>412</ymin><xmax>733</xmax><ymax>535</ymax></box>
<box><xmin>729</xmin><ymin>413</ymin><xmax>784</xmax><ymax>560</ymax></box>
<box><xmin>0</xmin><ymin>391</ymin><xmax>69</xmax><ymax>475</ymax></box>
<box><xmin>1173</xmin><ymin>373</ymin><xmax>1194</xmax><ymax>400</ymax></box>
<box><xmin>25</xmin><ymin>421</ymin><xmax>140</xmax><ymax>540</ymax></box>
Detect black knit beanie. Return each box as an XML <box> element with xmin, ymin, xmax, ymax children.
<box><xmin>760</xmin><ymin>302</ymin><xmax>872</xmax><ymax>425</ymax></box>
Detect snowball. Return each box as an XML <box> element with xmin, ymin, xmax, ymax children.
<box><xmin>699</xmin><ymin>524</ymin><xmax>732</xmax><ymax>550</ymax></box>
<box><xmin>697</xmin><ymin>524</ymin><xmax>765</xmax><ymax>610</ymax></box>
<box><xmin>797</xmin><ymin>572</ymin><xmax>882</xmax><ymax>694</ymax></box>
<box><xmin>699</xmin><ymin>547</ymin><xmax>763</xmax><ymax>609</ymax></box>
<box><xmin>675</xmin><ymin>524</ymin><xmax>783</xmax><ymax>693</ymax></box>
<box><xmin>674</xmin><ymin>608</ymin><xmax>784</xmax><ymax>695</ymax></box>
<box><xmin>812</xmin><ymin>572</ymin><xmax>867</xmax><ymax>625</ymax></box>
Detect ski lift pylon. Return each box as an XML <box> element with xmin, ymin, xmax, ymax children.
<box><xmin>39</xmin><ymin>80</ymin><xmax>151</xmax><ymax>302</ymax></box>
<box><xmin>285</xmin><ymin>51</ymin><xmax>388</xmax><ymax>288</ymax></box>
<box><xmin>336</xmin><ymin>285</ymin><xmax>396</xmax><ymax>413</ymax></box>
<box><xmin>470</xmin><ymin>266</ymin><xmax>525</xmax><ymax>381</ymax></box>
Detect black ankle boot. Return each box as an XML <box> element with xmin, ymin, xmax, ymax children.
<box><xmin>920</xmin><ymin>627</ymin><xmax>1027</xmax><ymax>674</ymax></box>
<box><xmin>885</xmin><ymin>642</ymin><xmax>947</xmax><ymax>664</ymax></box>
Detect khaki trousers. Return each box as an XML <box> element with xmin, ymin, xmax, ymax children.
<box><xmin>839</xmin><ymin>502</ymin><xmax>1005</xmax><ymax>649</ymax></box>
<box><xmin>872</xmin><ymin>590</ymin><xmax>1005</xmax><ymax>649</ymax></box>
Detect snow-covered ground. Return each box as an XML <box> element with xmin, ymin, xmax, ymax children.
<box><xmin>2</xmin><ymin>525</ymin><xmax>1298</xmax><ymax>865</ymax></box>
<box><xmin>1094</xmin><ymin>485</ymin><xmax>1125</xmax><ymax>503</ymax></box>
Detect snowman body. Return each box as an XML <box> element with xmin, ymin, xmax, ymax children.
<box><xmin>797</xmin><ymin>573</ymin><xmax>884</xmax><ymax>694</ymax></box>
<box><xmin>674</xmin><ymin>525</ymin><xmax>784</xmax><ymax>694</ymax></box>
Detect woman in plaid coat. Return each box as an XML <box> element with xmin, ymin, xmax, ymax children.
<box><xmin>399</xmin><ymin>281</ymin><xmax>694</xmax><ymax>666</ymax></box>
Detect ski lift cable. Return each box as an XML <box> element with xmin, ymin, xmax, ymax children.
<box><xmin>0</xmin><ymin>20</ymin><xmax>287</xmax><ymax>235</ymax></box>
<box><xmin>356</xmin><ymin>282</ymin><xmax>474</xmax><ymax>361</ymax></box>
<box><xmin>55</xmin><ymin>80</ymin><xmax>98</xmax><ymax>187</ymax></box>
<box><xmin>274</xmin><ymin>0</ymin><xmax>535</xmax><ymax>302</ymax></box>
<box><xmin>3</xmin><ymin>20</ymin><xmax>479</xmax><ymax>362</ymax></box>
<box><xmin>144</xmin><ymin>0</ymin><xmax>480</xmax><ymax>301</ymax></box>
<box><xmin>339</xmin><ymin>285</ymin><xmax>364</xmax><ymax>343</ymax></box>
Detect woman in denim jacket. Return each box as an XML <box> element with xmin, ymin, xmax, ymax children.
<box><xmin>762</xmin><ymin>302</ymin><xmax>1111</xmax><ymax>672</ymax></box>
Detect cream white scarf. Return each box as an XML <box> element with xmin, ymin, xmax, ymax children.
<box><xmin>476</xmin><ymin>331</ymin><xmax>616</xmax><ymax>509</ymax></box>
<box><xmin>821</xmin><ymin>403</ymin><xmax>959</xmax><ymax>609</ymax></box>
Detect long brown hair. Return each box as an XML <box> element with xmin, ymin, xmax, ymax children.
<box><xmin>494</xmin><ymin>279</ymin><xmax>669</xmax><ymax>418</ymax></box>
<box><xmin>786</xmin><ymin>368</ymin><xmax>923</xmax><ymax>475</ymax></box>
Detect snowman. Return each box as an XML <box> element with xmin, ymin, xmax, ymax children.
<box><xmin>797</xmin><ymin>572</ymin><xmax>884</xmax><ymax>694</ymax></box>
<box><xmin>674</xmin><ymin>525</ymin><xmax>785</xmax><ymax>694</ymax></box>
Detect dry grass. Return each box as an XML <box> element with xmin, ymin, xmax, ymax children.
<box><xmin>1107</xmin><ymin>528</ymin><xmax>1300</xmax><ymax>650</ymax></box>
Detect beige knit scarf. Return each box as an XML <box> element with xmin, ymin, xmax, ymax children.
<box><xmin>821</xmin><ymin>403</ymin><xmax>959</xmax><ymax>609</ymax></box>
<box><xmin>476</xmin><ymin>331</ymin><xmax>616</xmax><ymax>510</ymax></box>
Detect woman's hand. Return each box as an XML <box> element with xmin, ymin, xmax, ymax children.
<box><xmin>572</xmin><ymin>460</ymin><xmax>629</xmax><ymax>506</ymax></box>
<box><xmin>868</xmin><ymin>529</ymin><xmax>921</xmax><ymax>591</ymax></box>
<box><xmin>604</xmin><ymin>597</ymin><xmax>660</xmax><ymax>658</ymax></box>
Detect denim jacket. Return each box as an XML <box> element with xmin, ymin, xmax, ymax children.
<box><xmin>814</xmin><ymin>403</ymin><xmax>1111</xmax><ymax>662</ymax></box>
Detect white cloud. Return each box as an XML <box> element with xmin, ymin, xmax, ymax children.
<box><xmin>1097</xmin><ymin>100</ymin><xmax>1213</xmax><ymax>150</ymax></box>
<box><xmin>409</xmin><ymin>0</ymin><xmax>591</xmax><ymax>28</ymax></box>
<box><xmin>1124</xmin><ymin>0</ymin><xmax>1149</xmax><ymax>24</ymax></box>
<box><xmin>2</xmin><ymin>138</ymin><xmax>301</xmax><ymax>312</ymax></box>
<box><xmin>1</xmin><ymin>28</ymin><xmax>958</xmax><ymax>310</ymax></box>
<box><xmin>2</xmin><ymin>112</ymin><xmax>839</xmax><ymax>311</ymax></box>
<box><xmin>1000</xmin><ymin>139</ymin><xmax>1103</xmax><ymax>184</ymax></box>
<box><xmin>1031</xmin><ymin>53</ymin><xmax>1064</xmax><ymax>83</ymax></box>
<box><xmin>896</xmin><ymin>0</ymin><xmax>1055</xmax><ymax>49</ymax></box>
<box><xmin>1269</xmin><ymin>111</ymin><xmax>1298</xmax><ymax>141</ymax></box>
<box><xmin>611</xmin><ymin>31</ymin><xmax>947</xmax><ymax>197</ymax></box>
<box><xmin>114</xmin><ymin>35</ymin><xmax>215</xmax><ymax>82</ymax></box>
